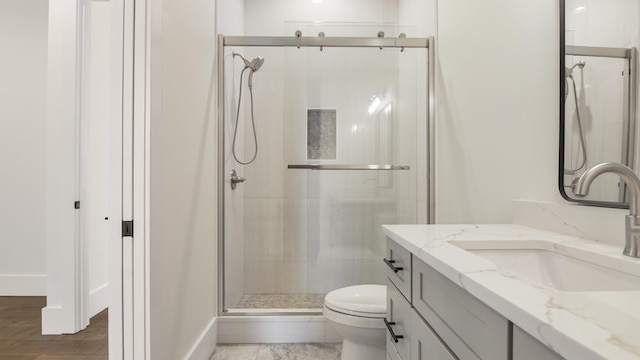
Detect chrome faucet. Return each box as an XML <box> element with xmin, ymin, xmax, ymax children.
<box><xmin>574</xmin><ymin>162</ymin><xmax>640</xmax><ymax>258</ymax></box>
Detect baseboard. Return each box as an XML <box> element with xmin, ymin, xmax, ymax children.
<box><xmin>0</xmin><ymin>274</ymin><xmax>46</xmax><ymax>296</ymax></box>
<box><xmin>41</xmin><ymin>305</ymin><xmax>64</xmax><ymax>335</ymax></box>
<box><xmin>185</xmin><ymin>317</ymin><xmax>218</xmax><ymax>360</ymax></box>
<box><xmin>217</xmin><ymin>315</ymin><xmax>342</xmax><ymax>344</ymax></box>
<box><xmin>89</xmin><ymin>283</ymin><xmax>109</xmax><ymax>318</ymax></box>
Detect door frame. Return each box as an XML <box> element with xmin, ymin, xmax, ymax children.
<box><xmin>111</xmin><ymin>0</ymin><xmax>149</xmax><ymax>358</ymax></box>
<box><xmin>43</xmin><ymin>0</ymin><xmax>92</xmax><ymax>335</ymax></box>
<box><xmin>44</xmin><ymin>0</ymin><xmax>148</xmax><ymax>358</ymax></box>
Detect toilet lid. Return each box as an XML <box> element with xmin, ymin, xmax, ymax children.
<box><xmin>325</xmin><ymin>285</ymin><xmax>386</xmax><ymax>318</ymax></box>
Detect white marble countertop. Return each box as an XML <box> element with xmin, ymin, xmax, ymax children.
<box><xmin>382</xmin><ymin>224</ymin><xmax>640</xmax><ymax>360</ymax></box>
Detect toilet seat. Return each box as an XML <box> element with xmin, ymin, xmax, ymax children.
<box><xmin>324</xmin><ymin>284</ymin><xmax>386</xmax><ymax>319</ymax></box>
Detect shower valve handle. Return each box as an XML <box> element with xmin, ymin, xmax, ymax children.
<box><xmin>230</xmin><ymin>170</ymin><xmax>246</xmax><ymax>190</ymax></box>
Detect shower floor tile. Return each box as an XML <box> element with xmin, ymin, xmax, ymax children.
<box><xmin>210</xmin><ymin>343</ymin><xmax>342</xmax><ymax>360</ymax></box>
<box><xmin>234</xmin><ymin>293</ymin><xmax>325</xmax><ymax>309</ymax></box>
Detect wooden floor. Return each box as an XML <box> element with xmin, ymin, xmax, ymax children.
<box><xmin>0</xmin><ymin>297</ymin><xmax>108</xmax><ymax>360</ymax></box>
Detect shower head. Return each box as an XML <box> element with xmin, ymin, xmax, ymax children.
<box><xmin>565</xmin><ymin>61</ymin><xmax>587</xmax><ymax>78</ymax></box>
<box><xmin>252</xmin><ymin>56</ymin><xmax>264</xmax><ymax>72</ymax></box>
<box><xmin>233</xmin><ymin>52</ymin><xmax>264</xmax><ymax>72</ymax></box>
<box><xmin>573</xmin><ymin>61</ymin><xmax>586</xmax><ymax>70</ymax></box>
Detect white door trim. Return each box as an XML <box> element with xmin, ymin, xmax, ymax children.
<box><xmin>111</xmin><ymin>0</ymin><xmax>150</xmax><ymax>357</ymax></box>
<box><xmin>109</xmin><ymin>0</ymin><xmax>125</xmax><ymax>356</ymax></box>
<box><xmin>43</xmin><ymin>0</ymin><xmax>89</xmax><ymax>335</ymax></box>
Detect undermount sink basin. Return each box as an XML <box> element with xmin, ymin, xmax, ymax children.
<box><xmin>450</xmin><ymin>240</ymin><xmax>640</xmax><ymax>292</ymax></box>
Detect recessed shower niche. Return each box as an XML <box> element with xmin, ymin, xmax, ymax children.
<box><xmin>219</xmin><ymin>27</ymin><xmax>433</xmax><ymax>314</ymax></box>
<box><xmin>307</xmin><ymin>109</ymin><xmax>337</xmax><ymax>160</ymax></box>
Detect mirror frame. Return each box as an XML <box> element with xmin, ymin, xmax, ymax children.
<box><xmin>558</xmin><ymin>0</ymin><xmax>632</xmax><ymax>209</ymax></box>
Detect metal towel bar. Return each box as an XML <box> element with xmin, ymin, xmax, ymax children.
<box><xmin>287</xmin><ymin>164</ymin><xmax>410</xmax><ymax>170</ymax></box>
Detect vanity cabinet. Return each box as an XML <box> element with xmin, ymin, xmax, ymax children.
<box><xmin>385</xmin><ymin>238</ymin><xmax>563</xmax><ymax>360</ymax></box>
<box><xmin>410</xmin><ymin>309</ymin><xmax>456</xmax><ymax>360</ymax></box>
<box><xmin>386</xmin><ymin>278</ymin><xmax>412</xmax><ymax>360</ymax></box>
<box><xmin>384</xmin><ymin>238</ymin><xmax>412</xmax><ymax>300</ymax></box>
<box><xmin>412</xmin><ymin>257</ymin><xmax>509</xmax><ymax>360</ymax></box>
<box><xmin>512</xmin><ymin>326</ymin><xmax>564</xmax><ymax>360</ymax></box>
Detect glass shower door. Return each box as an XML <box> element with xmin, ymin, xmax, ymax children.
<box><xmin>222</xmin><ymin>40</ymin><xmax>428</xmax><ymax>314</ymax></box>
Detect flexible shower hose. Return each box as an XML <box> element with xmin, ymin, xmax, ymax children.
<box><xmin>232</xmin><ymin>67</ymin><xmax>259</xmax><ymax>165</ymax></box>
<box><xmin>566</xmin><ymin>75</ymin><xmax>588</xmax><ymax>174</ymax></box>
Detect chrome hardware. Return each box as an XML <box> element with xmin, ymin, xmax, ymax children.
<box><xmin>222</xmin><ymin>35</ymin><xmax>430</xmax><ymax>50</ymax></box>
<box><xmin>377</xmin><ymin>31</ymin><xmax>384</xmax><ymax>49</ymax></box>
<box><xmin>318</xmin><ymin>32</ymin><xmax>325</xmax><ymax>51</ymax></box>
<box><xmin>295</xmin><ymin>30</ymin><xmax>302</xmax><ymax>48</ymax></box>
<box><xmin>230</xmin><ymin>169</ymin><xmax>246</xmax><ymax>190</ymax></box>
<box><xmin>574</xmin><ymin>162</ymin><xmax>640</xmax><ymax>257</ymax></box>
<box><xmin>399</xmin><ymin>33</ymin><xmax>406</xmax><ymax>52</ymax></box>
<box><xmin>383</xmin><ymin>318</ymin><xmax>404</xmax><ymax>343</ymax></box>
<box><xmin>383</xmin><ymin>258</ymin><xmax>403</xmax><ymax>273</ymax></box>
<box><xmin>287</xmin><ymin>164</ymin><xmax>410</xmax><ymax>171</ymax></box>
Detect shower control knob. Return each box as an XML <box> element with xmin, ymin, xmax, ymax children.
<box><xmin>230</xmin><ymin>170</ymin><xmax>246</xmax><ymax>190</ymax></box>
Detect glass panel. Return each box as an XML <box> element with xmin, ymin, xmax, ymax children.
<box><xmin>223</xmin><ymin>37</ymin><xmax>427</xmax><ymax>313</ymax></box>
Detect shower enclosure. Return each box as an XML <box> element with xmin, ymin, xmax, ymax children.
<box><xmin>218</xmin><ymin>29</ymin><xmax>434</xmax><ymax>315</ymax></box>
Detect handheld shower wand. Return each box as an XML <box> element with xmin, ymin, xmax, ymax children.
<box><xmin>564</xmin><ymin>60</ymin><xmax>588</xmax><ymax>177</ymax></box>
<box><xmin>231</xmin><ymin>53</ymin><xmax>265</xmax><ymax>165</ymax></box>
<box><xmin>234</xmin><ymin>53</ymin><xmax>264</xmax><ymax>88</ymax></box>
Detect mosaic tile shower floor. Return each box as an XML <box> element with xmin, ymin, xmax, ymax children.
<box><xmin>234</xmin><ymin>293</ymin><xmax>326</xmax><ymax>309</ymax></box>
<box><xmin>210</xmin><ymin>343</ymin><xmax>342</xmax><ymax>360</ymax></box>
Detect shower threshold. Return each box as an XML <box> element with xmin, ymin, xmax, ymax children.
<box><xmin>227</xmin><ymin>293</ymin><xmax>325</xmax><ymax>313</ymax></box>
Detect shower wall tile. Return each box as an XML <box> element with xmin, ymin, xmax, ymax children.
<box><xmin>244</xmin><ymin>71</ymin><xmax>284</xmax><ymax>199</ymax></box>
<box><xmin>244</xmin><ymin>199</ymin><xmax>284</xmax><ymax>293</ymax></box>
<box><xmin>278</xmin><ymin>259</ymin><xmax>308</xmax><ymax>293</ymax></box>
<box><xmin>280</xmin><ymin>199</ymin><xmax>309</xmax><ymax>293</ymax></box>
<box><xmin>244</xmin><ymin>0</ymin><xmax>399</xmax><ymax>37</ymax></box>
<box><xmin>305</xmin><ymin>198</ymin><xmax>389</xmax><ymax>293</ymax></box>
<box><xmin>283</xmin><ymin>199</ymin><xmax>308</xmax><ymax>260</ymax></box>
<box><xmin>224</xmin><ymin>157</ymin><xmax>245</xmax><ymax>307</ymax></box>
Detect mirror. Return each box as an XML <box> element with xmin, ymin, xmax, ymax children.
<box><xmin>559</xmin><ymin>0</ymin><xmax>639</xmax><ymax>208</ymax></box>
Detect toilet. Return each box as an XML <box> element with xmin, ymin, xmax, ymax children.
<box><xmin>323</xmin><ymin>284</ymin><xmax>387</xmax><ymax>360</ymax></box>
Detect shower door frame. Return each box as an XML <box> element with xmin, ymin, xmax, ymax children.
<box><xmin>217</xmin><ymin>34</ymin><xmax>436</xmax><ymax>316</ymax></box>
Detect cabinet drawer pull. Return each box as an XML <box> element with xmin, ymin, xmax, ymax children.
<box><xmin>383</xmin><ymin>258</ymin><xmax>403</xmax><ymax>273</ymax></box>
<box><xmin>383</xmin><ymin>318</ymin><xmax>404</xmax><ymax>343</ymax></box>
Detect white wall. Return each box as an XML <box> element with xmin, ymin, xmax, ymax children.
<box><xmin>0</xmin><ymin>0</ymin><xmax>48</xmax><ymax>295</ymax></box>
<box><xmin>435</xmin><ymin>0</ymin><xmax>561</xmax><ymax>223</ymax></box>
<box><xmin>149</xmin><ymin>0</ymin><xmax>218</xmax><ymax>357</ymax></box>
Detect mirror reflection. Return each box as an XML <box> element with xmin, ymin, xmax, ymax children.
<box><xmin>560</xmin><ymin>0</ymin><xmax>639</xmax><ymax>207</ymax></box>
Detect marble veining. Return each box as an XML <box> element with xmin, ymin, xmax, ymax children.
<box><xmin>210</xmin><ymin>343</ymin><xmax>341</xmax><ymax>360</ymax></box>
<box><xmin>383</xmin><ymin>224</ymin><xmax>640</xmax><ymax>360</ymax></box>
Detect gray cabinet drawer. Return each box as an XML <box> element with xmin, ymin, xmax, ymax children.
<box><xmin>387</xmin><ymin>339</ymin><xmax>402</xmax><ymax>360</ymax></box>
<box><xmin>412</xmin><ymin>258</ymin><xmax>509</xmax><ymax>360</ymax></box>
<box><xmin>385</xmin><ymin>238</ymin><xmax>411</xmax><ymax>300</ymax></box>
<box><xmin>411</xmin><ymin>309</ymin><xmax>457</xmax><ymax>360</ymax></box>
<box><xmin>386</xmin><ymin>279</ymin><xmax>411</xmax><ymax>360</ymax></box>
<box><xmin>513</xmin><ymin>325</ymin><xmax>565</xmax><ymax>360</ymax></box>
